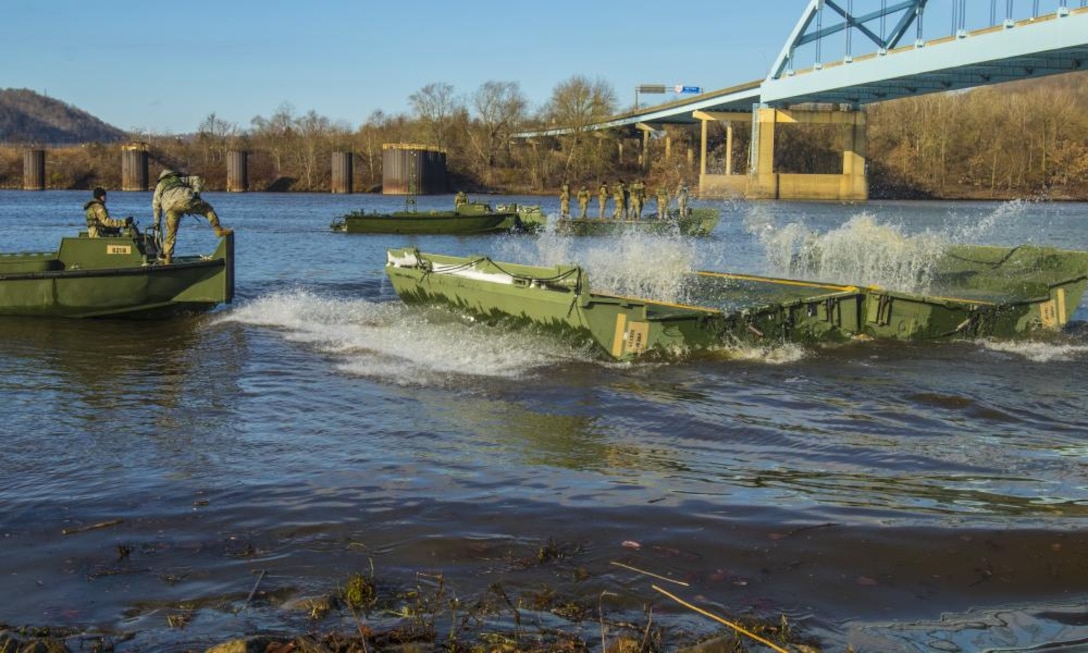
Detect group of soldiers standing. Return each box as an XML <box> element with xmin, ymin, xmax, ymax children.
<box><xmin>560</xmin><ymin>180</ymin><xmax>689</xmax><ymax>221</ymax></box>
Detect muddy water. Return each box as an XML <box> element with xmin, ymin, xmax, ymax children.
<box><xmin>2</xmin><ymin>191</ymin><xmax>1088</xmax><ymax>651</ymax></box>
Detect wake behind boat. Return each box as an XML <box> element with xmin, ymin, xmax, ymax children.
<box><xmin>385</xmin><ymin>244</ymin><xmax>1088</xmax><ymax>360</ymax></box>
<box><xmin>0</xmin><ymin>225</ymin><xmax>234</xmax><ymax>318</ymax></box>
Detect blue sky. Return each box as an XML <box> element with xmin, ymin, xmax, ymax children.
<box><xmin>5</xmin><ymin>1</ymin><xmax>805</xmax><ymax>134</ymax></box>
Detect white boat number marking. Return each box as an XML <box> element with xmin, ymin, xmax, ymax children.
<box><xmin>107</xmin><ymin>245</ymin><xmax>132</xmax><ymax>255</ymax></box>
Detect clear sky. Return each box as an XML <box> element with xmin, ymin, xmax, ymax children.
<box><xmin>5</xmin><ymin>0</ymin><xmax>805</xmax><ymax>135</ymax></box>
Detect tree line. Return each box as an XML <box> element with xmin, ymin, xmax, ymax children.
<box><xmin>1</xmin><ymin>72</ymin><xmax>1086</xmax><ymax>200</ymax></box>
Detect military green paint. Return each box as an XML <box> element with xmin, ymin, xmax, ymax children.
<box><xmin>0</xmin><ymin>229</ymin><xmax>233</xmax><ymax>318</ymax></box>
<box><xmin>385</xmin><ymin>244</ymin><xmax>1088</xmax><ymax>361</ymax></box>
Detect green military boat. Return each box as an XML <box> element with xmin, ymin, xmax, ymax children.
<box><xmin>495</xmin><ymin>203</ymin><xmax>548</xmax><ymax>233</ymax></box>
<box><xmin>332</xmin><ymin>200</ymin><xmax>541</xmax><ymax>235</ymax></box>
<box><xmin>385</xmin><ymin>244</ymin><xmax>1088</xmax><ymax>360</ymax></box>
<box><xmin>0</xmin><ymin>226</ymin><xmax>234</xmax><ymax>318</ymax></box>
<box><xmin>556</xmin><ymin>207</ymin><xmax>720</xmax><ymax>237</ymax></box>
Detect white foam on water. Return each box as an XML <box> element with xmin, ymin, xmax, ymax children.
<box><xmin>715</xmin><ymin>342</ymin><xmax>809</xmax><ymax>365</ymax></box>
<box><xmin>981</xmin><ymin>339</ymin><xmax>1088</xmax><ymax>363</ymax></box>
<box><xmin>498</xmin><ymin>229</ymin><xmax>698</xmax><ymax>303</ymax></box>
<box><xmin>948</xmin><ymin>198</ymin><xmax>1030</xmax><ymax>243</ymax></box>
<box><xmin>748</xmin><ymin>200</ymin><xmax>1042</xmax><ymax>295</ymax></box>
<box><xmin>218</xmin><ymin>290</ymin><xmax>588</xmax><ymax>385</ymax></box>
<box><xmin>498</xmin><ymin>227</ymin><xmax>575</xmax><ymax>270</ymax></box>
<box><xmin>751</xmin><ymin>210</ymin><xmax>948</xmax><ymax>293</ymax></box>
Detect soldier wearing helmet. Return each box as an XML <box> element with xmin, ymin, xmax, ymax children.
<box><xmin>152</xmin><ymin>169</ymin><xmax>233</xmax><ymax>264</ymax></box>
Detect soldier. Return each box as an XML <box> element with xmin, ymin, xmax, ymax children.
<box><xmin>597</xmin><ymin>182</ymin><xmax>609</xmax><ymax>218</ymax></box>
<box><xmin>630</xmin><ymin>179</ymin><xmax>645</xmax><ymax>219</ymax></box>
<box><xmin>83</xmin><ymin>187</ymin><xmax>132</xmax><ymax>238</ymax></box>
<box><xmin>454</xmin><ymin>190</ymin><xmax>468</xmax><ymax>209</ymax></box>
<box><xmin>152</xmin><ymin>169</ymin><xmax>233</xmax><ymax>265</ymax></box>
<box><xmin>576</xmin><ymin>185</ymin><xmax>591</xmax><ymax>219</ymax></box>
<box><xmin>559</xmin><ymin>181</ymin><xmax>571</xmax><ymax>218</ymax></box>
<box><xmin>677</xmin><ymin>182</ymin><xmax>690</xmax><ymax>217</ymax></box>
<box><xmin>656</xmin><ymin>185</ymin><xmax>669</xmax><ymax>220</ymax></box>
<box><xmin>612</xmin><ymin>180</ymin><xmax>626</xmax><ymax>220</ymax></box>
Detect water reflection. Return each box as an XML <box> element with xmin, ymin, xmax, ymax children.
<box><xmin>3</xmin><ymin>193</ymin><xmax>1088</xmax><ymax>651</ymax></box>
<box><xmin>0</xmin><ymin>314</ymin><xmax>248</xmax><ymax>500</ymax></box>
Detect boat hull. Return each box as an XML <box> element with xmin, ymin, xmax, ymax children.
<box><xmin>385</xmin><ymin>245</ymin><xmax>1088</xmax><ymax>360</ymax></box>
<box><xmin>335</xmin><ymin>211</ymin><xmax>514</xmax><ymax>234</ymax></box>
<box><xmin>556</xmin><ymin>208</ymin><xmax>720</xmax><ymax>236</ymax></box>
<box><xmin>495</xmin><ymin>203</ymin><xmax>548</xmax><ymax>233</ymax></box>
<box><xmin>0</xmin><ymin>232</ymin><xmax>234</xmax><ymax>318</ymax></box>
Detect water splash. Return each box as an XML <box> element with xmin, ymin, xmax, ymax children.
<box><xmin>218</xmin><ymin>290</ymin><xmax>587</xmax><ymax>385</ymax></box>
<box><xmin>982</xmin><ymin>339</ymin><xmax>1088</xmax><ymax>363</ymax></box>
<box><xmin>948</xmin><ymin>198</ymin><xmax>1029</xmax><ymax>243</ymax></box>
<box><xmin>716</xmin><ymin>342</ymin><xmax>808</xmax><ymax>365</ymax></box>
<box><xmin>498</xmin><ymin>229</ymin><xmax>698</xmax><ymax>303</ymax></box>
<box><xmin>747</xmin><ymin>200</ymin><xmax>1047</xmax><ymax>294</ymax></box>
<box><xmin>757</xmin><ymin>212</ymin><xmax>946</xmax><ymax>293</ymax></box>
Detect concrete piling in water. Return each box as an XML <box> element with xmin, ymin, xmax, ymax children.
<box><xmin>382</xmin><ymin>144</ymin><xmax>447</xmax><ymax>195</ymax></box>
<box><xmin>121</xmin><ymin>143</ymin><xmax>149</xmax><ymax>191</ymax></box>
<box><xmin>228</xmin><ymin>150</ymin><xmax>248</xmax><ymax>192</ymax></box>
<box><xmin>22</xmin><ymin>149</ymin><xmax>45</xmax><ymax>190</ymax></box>
<box><xmin>331</xmin><ymin>151</ymin><xmax>353</xmax><ymax>194</ymax></box>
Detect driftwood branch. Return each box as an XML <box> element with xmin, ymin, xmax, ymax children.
<box><xmin>61</xmin><ymin>518</ymin><xmax>123</xmax><ymax>535</ymax></box>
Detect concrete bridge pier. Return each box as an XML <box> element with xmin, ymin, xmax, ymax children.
<box><xmin>23</xmin><ymin>149</ymin><xmax>46</xmax><ymax>190</ymax></box>
<box><xmin>121</xmin><ymin>143</ymin><xmax>149</xmax><ymax>191</ymax></box>
<box><xmin>840</xmin><ymin>110</ymin><xmax>868</xmax><ymax>200</ymax></box>
<box><xmin>696</xmin><ymin>107</ymin><xmax>868</xmax><ymax>201</ymax></box>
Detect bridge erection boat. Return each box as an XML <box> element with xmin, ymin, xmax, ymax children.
<box><xmin>385</xmin><ymin>244</ymin><xmax>1088</xmax><ymax>360</ymax></box>
<box><xmin>331</xmin><ymin>201</ymin><xmax>545</xmax><ymax>235</ymax></box>
<box><xmin>556</xmin><ymin>208</ymin><xmax>720</xmax><ymax>237</ymax></box>
<box><xmin>0</xmin><ymin>226</ymin><xmax>234</xmax><ymax>318</ymax></box>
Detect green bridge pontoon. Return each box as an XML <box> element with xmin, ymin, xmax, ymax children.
<box><xmin>385</xmin><ymin>244</ymin><xmax>1088</xmax><ymax>360</ymax></box>
<box><xmin>556</xmin><ymin>208</ymin><xmax>720</xmax><ymax>237</ymax></box>
<box><xmin>0</xmin><ymin>228</ymin><xmax>234</xmax><ymax>318</ymax></box>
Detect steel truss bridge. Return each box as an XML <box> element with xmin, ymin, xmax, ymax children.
<box><xmin>527</xmin><ymin>1</ymin><xmax>1088</xmax><ymax>199</ymax></box>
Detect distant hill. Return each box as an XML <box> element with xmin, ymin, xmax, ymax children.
<box><xmin>0</xmin><ymin>88</ymin><xmax>128</xmax><ymax>145</ymax></box>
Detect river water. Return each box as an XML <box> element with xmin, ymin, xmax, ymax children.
<box><xmin>2</xmin><ymin>190</ymin><xmax>1087</xmax><ymax>652</ymax></box>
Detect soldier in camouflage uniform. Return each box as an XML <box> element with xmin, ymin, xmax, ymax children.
<box><xmin>559</xmin><ymin>181</ymin><xmax>571</xmax><ymax>218</ymax></box>
<box><xmin>677</xmin><ymin>182</ymin><xmax>690</xmax><ymax>217</ymax></box>
<box><xmin>612</xmin><ymin>180</ymin><xmax>626</xmax><ymax>220</ymax></box>
<box><xmin>629</xmin><ymin>179</ymin><xmax>645</xmax><ymax>219</ymax></box>
<box><xmin>656</xmin><ymin>186</ymin><xmax>669</xmax><ymax>220</ymax></box>
<box><xmin>152</xmin><ymin>169</ymin><xmax>233</xmax><ymax>265</ymax></box>
<box><xmin>83</xmin><ymin>187</ymin><xmax>131</xmax><ymax>237</ymax></box>
<box><xmin>597</xmin><ymin>182</ymin><xmax>608</xmax><ymax>218</ymax></box>
<box><xmin>576</xmin><ymin>185</ymin><xmax>591</xmax><ymax>218</ymax></box>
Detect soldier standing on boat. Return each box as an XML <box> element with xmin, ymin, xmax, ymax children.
<box><xmin>612</xmin><ymin>180</ymin><xmax>626</xmax><ymax>220</ymax></box>
<box><xmin>630</xmin><ymin>179</ymin><xmax>645</xmax><ymax>219</ymax></box>
<box><xmin>576</xmin><ymin>185</ymin><xmax>591</xmax><ymax>219</ymax></box>
<box><xmin>454</xmin><ymin>190</ymin><xmax>468</xmax><ymax>209</ymax></box>
<box><xmin>152</xmin><ymin>169</ymin><xmax>233</xmax><ymax>265</ymax></box>
<box><xmin>559</xmin><ymin>181</ymin><xmax>571</xmax><ymax>218</ymax></box>
<box><xmin>677</xmin><ymin>182</ymin><xmax>690</xmax><ymax>217</ymax></box>
<box><xmin>597</xmin><ymin>182</ymin><xmax>608</xmax><ymax>218</ymax></box>
<box><xmin>656</xmin><ymin>185</ymin><xmax>669</xmax><ymax>220</ymax></box>
<box><xmin>84</xmin><ymin>187</ymin><xmax>132</xmax><ymax>238</ymax></box>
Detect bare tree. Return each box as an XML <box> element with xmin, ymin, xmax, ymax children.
<box><xmin>467</xmin><ymin>81</ymin><xmax>527</xmax><ymax>186</ymax></box>
<box><xmin>197</xmin><ymin>112</ymin><xmax>238</xmax><ymax>165</ymax></box>
<box><xmin>251</xmin><ymin>103</ymin><xmax>297</xmax><ymax>175</ymax></box>
<box><xmin>409</xmin><ymin>82</ymin><xmax>462</xmax><ymax>151</ymax></box>
<box><xmin>541</xmin><ymin>75</ymin><xmax>617</xmax><ymax>181</ymax></box>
